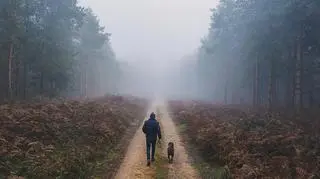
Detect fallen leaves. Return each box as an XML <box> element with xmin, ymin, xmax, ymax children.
<box><xmin>0</xmin><ymin>95</ymin><xmax>147</xmax><ymax>179</ymax></box>
<box><xmin>169</xmin><ymin>100</ymin><xmax>320</xmax><ymax>179</ymax></box>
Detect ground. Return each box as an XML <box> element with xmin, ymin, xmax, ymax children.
<box><xmin>115</xmin><ymin>100</ymin><xmax>200</xmax><ymax>179</ymax></box>
<box><xmin>3</xmin><ymin>98</ymin><xmax>318</xmax><ymax>178</ymax></box>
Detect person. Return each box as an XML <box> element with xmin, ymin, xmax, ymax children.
<box><xmin>142</xmin><ymin>112</ymin><xmax>162</xmax><ymax>166</ymax></box>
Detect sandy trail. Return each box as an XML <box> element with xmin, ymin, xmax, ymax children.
<box><xmin>115</xmin><ymin>100</ymin><xmax>199</xmax><ymax>179</ymax></box>
<box><xmin>115</xmin><ymin>104</ymin><xmax>157</xmax><ymax>179</ymax></box>
<box><xmin>157</xmin><ymin>101</ymin><xmax>200</xmax><ymax>179</ymax></box>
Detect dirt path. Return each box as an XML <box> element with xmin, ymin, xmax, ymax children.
<box><xmin>115</xmin><ymin>101</ymin><xmax>200</xmax><ymax>179</ymax></box>
<box><xmin>114</xmin><ymin>104</ymin><xmax>157</xmax><ymax>179</ymax></box>
<box><xmin>157</xmin><ymin>101</ymin><xmax>200</xmax><ymax>179</ymax></box>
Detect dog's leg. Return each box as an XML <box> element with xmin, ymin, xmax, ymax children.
<box><xmin>169</xmin><ymin>153</ymin><xmax>173</xmax><ymax>163</ymax></box>
<box><xmin>172</xmin><ymin>153</ymin><xmax>174</xmax><ymax>163</ymax></box>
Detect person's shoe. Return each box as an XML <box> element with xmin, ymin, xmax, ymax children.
<box><xmin>147</xmin><ymin>160</ymin><xmax>151</xmax><ymax>166</ymax></box>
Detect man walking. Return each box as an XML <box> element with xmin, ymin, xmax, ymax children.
<box><xmin>142</xmin><ymin>112</ymin><xmax>162</xmax><ymax>166</ymax></box>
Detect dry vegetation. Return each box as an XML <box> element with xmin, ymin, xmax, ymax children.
<box><xmin>0</xmin><ymin>95</ymin><xmax>147</xmax><ymax>179</ymax></box>
<box><xmin>169</xmin><ymin>100</ymin><xmax>320</xmax><ymax>179</ymax></box>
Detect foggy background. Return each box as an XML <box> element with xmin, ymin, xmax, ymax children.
<box><xmin>1</xmin><ymin>0</ymin><xmax>314</xmax><ymax>107</ymax></box>
<box><xmin>79</xmin><ymin>0</ymin><xmax>218</xmax><ymax>99</ymax></box>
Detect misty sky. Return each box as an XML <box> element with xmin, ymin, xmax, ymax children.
<box><xmin>79</xmin><ymin>0</ymin><xmax>218</xmax><ymax>64</ymax></box>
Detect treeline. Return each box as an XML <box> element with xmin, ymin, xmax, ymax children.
<box><xmin>197</xmin><ymin>0</ymin><xmax>320</xmax><ymax>109</ymax></box>
<box><xmin>0</xmin><ymin>0</ymin><xmax>119</xmax><ymax>101</ymax></box>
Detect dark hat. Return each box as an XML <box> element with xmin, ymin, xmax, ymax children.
<box><xmin>150</xmin><ymin>112</ymin><xmax>156</xmax><ymax>118</ymax></box>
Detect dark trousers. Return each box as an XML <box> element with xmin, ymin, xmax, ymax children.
<box><xmin>146</xmin><ymin>139</ymin><xmax>156</xmax><ymax>161</ymax></box>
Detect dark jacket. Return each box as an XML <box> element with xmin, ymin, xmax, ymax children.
<box><xmin>142</xmin><ymin>117</ymin><xmax>161</xmax><ymax>141</ymax></box>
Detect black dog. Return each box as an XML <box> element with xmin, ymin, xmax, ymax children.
<box><xmin>167</xmin><ymin>142</ymin><xmax>174</xmax><ymax>163</ymax></box>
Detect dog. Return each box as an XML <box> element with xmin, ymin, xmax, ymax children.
<box><xmin>167</xmin><ymin>142</ymin><xmax>174</xmax><ymax>163</ymax></box>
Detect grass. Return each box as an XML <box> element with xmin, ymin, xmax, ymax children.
<box><xmin>193</xmin><ymin>162</ymin><xmax>232</xmax><ymax>179</ymax></box>
<box><xmin>154</xmin><ymin>145</ymin><xmax>169</xmax><ymax>179</ymax></box>
<box><xmin>154</xmin><ymin>114</ymin><xmax>169</xmax><ymax>179</ymax></box>
<box><xmin>176</xmin><ymin>124</ymin><xmax>232</xmax><ymax>179</ymax></box>
<box><xmin>91</xmin><ymin>148</ymin><xmax>121</xmax><ymax>178</ymax></box>
<box><xmin>178</xmin><ymin>123</ymin><xmax>187</xmax><ymax>133</ymax></box>
<box><xmin>153</xmin><ymin>108</ymin><xmax>232</xmax><ymax>179</ymax></box>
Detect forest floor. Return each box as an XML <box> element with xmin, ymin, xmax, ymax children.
<box><xmin>0</xmin><ymin>96</ymin><xmax>147</xmax><ymax>179</ymax></box>
<box><xmin>4</xmin><ymin>97</ymin><xmax>318</xmax><ymax>179</ymax></box>
<box><xmin>115</xmin><ymin>100</ymin><xmax>200</xmax><ymax>179</ymax></box>
<box><xmin>168</xmin><ymin>100</ymin><xmax>320</xmax><ymax>179</ymax></box>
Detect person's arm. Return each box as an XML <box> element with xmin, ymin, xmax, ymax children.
<box><xmin>142</xmin><ymin>121</ymin><xmax>147</xmax><ymax>134</ymax></box>
<box><xmin>157</xmin><ymin>122</ymin><xmax>162</xmax><ymax>140</ymax></box>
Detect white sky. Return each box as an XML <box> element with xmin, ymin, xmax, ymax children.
<box><xmin>79</xmin><ymin>0</ymin><xmax>218</xmax><ymax>63</ymax></box>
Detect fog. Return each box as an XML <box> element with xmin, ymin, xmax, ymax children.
<box><xmin>79</xmin><ymin>0</ymin><xmax>218</xmax><ymax>99</ymax></box>
<box><xmin>0</xmin><ymin>0</ymin><xmax>318</xmax><ymax>107</ymax></box>
<box><xmin>76</xmin><ymin>0</ymin><xmax>320</xmax><ymax>107</ymax></box>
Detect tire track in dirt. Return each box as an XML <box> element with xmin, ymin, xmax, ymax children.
<box><xmin>157</xmin><ymin>101</ymin><xmax>200</xmax><ymax>179</ymax></box>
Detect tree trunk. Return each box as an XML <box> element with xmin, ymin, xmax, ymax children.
<box><xmin>309</xmin><ymin>80</ymin><xmax>314</xmax><ymax>107</ymax></box>
<box><xmin>40</xmin><ymin>72</ymin><xmax>44</xmax><ymax>95</ymax></box>
<box><xmin>80</xmin><ymin>64</ymin><xmax>88</xmax><ymax>98</ymax></box>
<box><xmin>294</xmin><ymin>37</ymin><xmax>302</xmax><ymax>111</ymax></box>
<box><xmin>308</xmin><ymin>57</ymin><xmax>316</xmax><ymax>107</ymax></box>
<box><xmin>224</xmin><ymin>80</ymin><xmax>228</xmax><ymax>105</ymax></box>
<box><xmin>286</xmin><ymin>48</ymin><xmax>294</xmax><ymax>108</ymax></box>
<box><xmin>253</xmin><ymin>57</ymin><xmax>259</xmax><ymax>106</ymax></box>
<box><xmin>231</xmin><ymin>88</ymin><xmax>236</xmax><ymax>104</ymax></box>
<box><xmin>8</xmin><ymin>41</ymin><xmax>13</xmax><ymax>101</ymax></box>
<box><xmin>23</xmin><ymin>63</ymin><xmax>28</xmax><ymax>99</ymax></box>
<box><xmin>14</xmin><ymin>58</ymin><xmax>20</xmax><ymax>99</ymax></box>
<box><xmin>299</xmin><ymin>43</ymin><xmax>303</xmax><ymax>109</ymax></box>
<box><xmin>85</xmin><ymin>67</ymin><xmax>88</xmax><ymax>98</ymax></box>
<box><xmin>80</xmin><ymin>68</ymin><xmax>83</xmax><ymax>97</ymax></box>
<box><xmin>268</xmin><ymin>59</ymin><xmax>275</xmax><ymax>111</ymax></box>
<box><xmin>291</xmin><ymin>41</ymin><xmax>298</xmax><ymax>109</ymax></box>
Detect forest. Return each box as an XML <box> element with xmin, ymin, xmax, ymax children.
<box><xmin>1</xmin><ymin>0</ymin><xmax>320</xmax><ymax>178</ymax></box>
<box><xmin>167</xmin><ymin>1</ymin><xmax>320</xmax><ymax>178</ymax></box>
<box><xmin>0</xmin><ymin>0</ymin><xmax>120</xmax><ymax>101</ymax></box>
<box><xmin>196</xmin><ymin>0</ymin><xmax>320</xmax><ymax>110</ymax></box>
